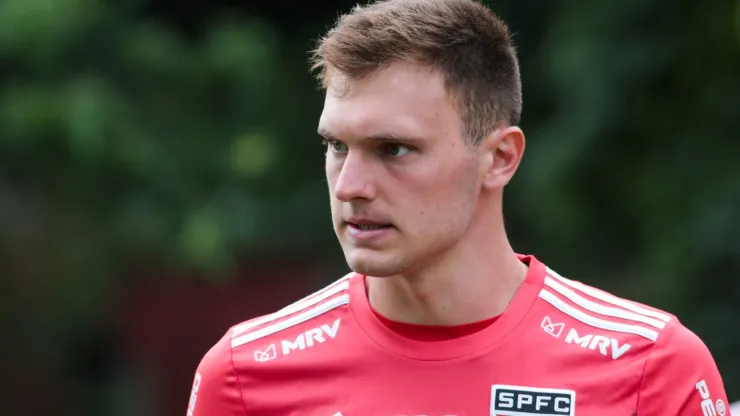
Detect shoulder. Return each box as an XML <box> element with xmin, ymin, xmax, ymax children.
<box><xmin>227</xmin><ymin>271</ymin><xmax>355</xmax><ymax>357</ymax></box>
<box><xmin>638</xmin><ymin>320</ymin><xmax>730</xmax><ymax>416</ymax></box>
<box><xmin>187</xmin><ymin>330</ymin><xmax>245</xmax><ymax>416</ymax></box>
<box><xmin>538</xmin><ymin>264</ymin><xmax>723</xmax><ymax>379</ymax></box>
<box><xmin>186</xmin><ymin>272</ymin><xmax>357</xmax><ymax>414</ymax></box>
<box><xmin>538</xmin><ymin>265</ymin><xmax>676</xmax><ymax>350</ymax></box>
<box><xmin>542</xmin><ymin>264</ymin><xmax>713</xmax><ymax>352</ymax></box>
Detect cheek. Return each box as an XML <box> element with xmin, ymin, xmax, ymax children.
<box><xmin>325</xmin><ymin>161</ymin><xmax>339</xmax><ymax>191</ymax></box>
<box><xmin>423</xmin><ymin>164</ymin><xmax>479</xmax><ymax>220</ymax></box>
<box><xmin>400</xmin><ymin>157</ymin><xmax>475</xmax><ymax>200</ymax></box>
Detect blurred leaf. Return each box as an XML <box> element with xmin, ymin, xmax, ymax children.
<box><xmin>64</xmin><ymin>76</ymin><xmax>115</xmax><ymax>163</ymax></box>
<box><xmin>0</xmin><ymin>84</ymin><xmax>62</xmax><ymax>143</ymax></box>
<box><xmin>0</xmin><ymin>0</ymin><xmax>102</xmax><ymax>63</ymax></box>
<box><xmin>229</xmin><ymin>131</ymin><xmax>276</xmax><ymax>178</ymax></box>
<box><xmin>179</xmin><ymin>207</ymin><xmax>226</xmax><ymax>269</ymax></box>
<box><xmin>205</xmin><ymin>18</ymin><xmax>277</xmax><ymax>80</ymax></box>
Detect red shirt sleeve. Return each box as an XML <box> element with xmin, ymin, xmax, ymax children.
<box><xmin>186</xmin><ymin>331</ymin><xmax>247</xmax><ymax>416</ymax></box>
<box><xmin>637</xmin><ymin>319</ymin><xmax>730</xmax><ymax>416</ymax></box>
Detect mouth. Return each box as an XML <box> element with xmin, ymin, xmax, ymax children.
<box><xmin>344</xmin><ymin>218</ymin><xmax>394</xmax><ymax>232</ymax></box>
<box><xmin>347</xmin><ymin>223</ymin><xmax>392</xmax><ymax>231</ymax></box>
<box><xmin>343</xmin><ymin>219</ymin><xmax>394</xmax><ymax>242</ymax></box>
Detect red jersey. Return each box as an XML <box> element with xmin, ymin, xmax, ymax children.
<box><xmin>186</xmin><ymin>255</ymin><xmax>730</xmax><ymax>416</ymax></box>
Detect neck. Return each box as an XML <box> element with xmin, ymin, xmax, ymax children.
<box><xmin>366</xmin><ymin>199</ymin><xmax>528</xmax><ymax>326</ymax></box>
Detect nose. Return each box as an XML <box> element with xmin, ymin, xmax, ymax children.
<box><xmin>332</xmin><ymin>151</ymin><xmax>377</xmax><ymax>202</ymax></box>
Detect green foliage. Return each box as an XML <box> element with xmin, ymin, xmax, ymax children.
<box><xmin>503</xmin><ymin>0</ymin><xmax>740</xmax><ymax>397</ymax></box>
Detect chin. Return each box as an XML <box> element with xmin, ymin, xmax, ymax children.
<box><xmin>343</xmin><ymin>248</ymin><xmax>409</xmax><ymax>277</ymax></box>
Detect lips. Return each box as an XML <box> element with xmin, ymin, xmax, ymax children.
<box><xmin>343</xmin><ymin>217</ymin><xmax>394</xmax><ymax>242</ymax></box>
<box><xmin>349</xmin><ymin>223</ymin><xmax>389</xmax><ymax>230</ymax></box>
<box><xmin>345</xmin><ymin>218</ymin><xmax>393</xmax><ymax>230</ymax></box>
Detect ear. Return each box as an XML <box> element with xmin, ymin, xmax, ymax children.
<box><xmin>478</xmin><ymin>125</ymin><xmax>526</xmax><ymax>191</ymax></box>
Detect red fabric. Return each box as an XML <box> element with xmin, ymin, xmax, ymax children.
<box><xmin>186</xmin><ymin>255</ymin><xmax>730</xmax><ymax>416</ymax></box>
<box><xmin>371</xmin><ymin>305</ymin><xmax>499</xmax><ymax>341</ymax></box>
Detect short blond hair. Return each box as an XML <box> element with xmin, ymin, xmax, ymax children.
<box><xmin>310</xmin><ymin>0</ymin><xmax>522</xmax><ymax>143</ymax></box>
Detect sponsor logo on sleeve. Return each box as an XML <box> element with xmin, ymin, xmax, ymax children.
<box><xmin>186</xmin><ymin>372</ymin><xmax>201</xmax><ymax>416</ymax></box>
<box><xmin>715</xmin><ymin>399</ymin><xmax>726</xmax><ymax>416</ymax></box>
<box><xmin>696</xmin><ymin>380</ymin><xmax>724</xmax><ymax>416</ymax></box>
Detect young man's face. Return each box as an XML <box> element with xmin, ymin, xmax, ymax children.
<box><xmin>318</xmin><ymin>61</ymin><xmax>486</xmax><ymax>278</ymax></box>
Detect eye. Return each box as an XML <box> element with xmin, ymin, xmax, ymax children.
<box><xmin>384</xmin><ymin>143</ymin><xmax>412</xmax><ymax>157</ymax></box>
<box><xmin>323</xmin><ymin>139</ymin><xmax>348</xmax><ymax>154</ymax></box>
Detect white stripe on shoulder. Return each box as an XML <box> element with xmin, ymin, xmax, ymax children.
<box><xmin>232</xmin><ymin>294</ymin><xmax>349</xmax><ymax>348</ymax></box>
<box><xmin>281</xmin><ymin>272</ymin><xmax>354</xmax><ymax>310</ymax></box>
<box><xmin>544</xmin><ymin>276</ymin><xmax>666</xmax><ymax>329</ymax></box>
<box><xmin>539</xmin><ymin>288</ymin><xmax>659</xmax><ymax>341</ymax></box>
<box><xmin>232</xmin><ymin>278</ymin><xmax>350</xmax><ymax>336</ymax></box>
<box><xmin>547</xmin><ymin>267</ymin><xmax>671</xmax><ymax>323</ymax></box>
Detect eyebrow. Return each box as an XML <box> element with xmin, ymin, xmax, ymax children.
<box><xmin>317</xmin><ymin>129</ymin><xmax>423</xmax><ymax>144</ymax></box>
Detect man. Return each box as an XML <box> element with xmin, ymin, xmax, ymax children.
<box><xmin>186</xmin><ymin>0</ymin><xmax>730</xmax><ymax>415</ymax></box>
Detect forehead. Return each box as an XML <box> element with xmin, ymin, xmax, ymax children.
<box><xmin>318</xmin><ymin>62</ymin><xmax>461</xmax><ymax>141</ymax></box>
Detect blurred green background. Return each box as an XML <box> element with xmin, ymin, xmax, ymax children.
<box><xmin>0</xmin><ymin>0</ymin><xmax>738</xmax><ymax>414</ymax></box>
